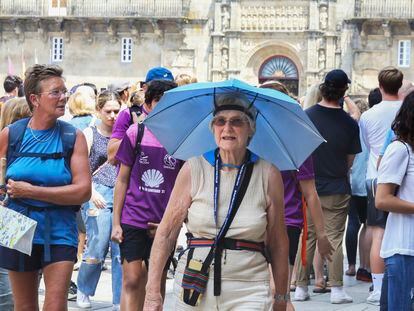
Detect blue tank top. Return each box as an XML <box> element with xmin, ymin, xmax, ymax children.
<box><xmin>6</xmin><ymin>123</ymin><xmax>77</xmax><ymax>247</ymax></box>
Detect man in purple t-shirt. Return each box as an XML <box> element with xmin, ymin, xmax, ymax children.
<box><xmin>107</xmin><ymin>67</ymin><xmax>174</xmax><ymax>164</ymax></box>
<box><xmin>111</xmin><ymin>80</ymin><xmax>181</xmax><ymax>310</ymax></box>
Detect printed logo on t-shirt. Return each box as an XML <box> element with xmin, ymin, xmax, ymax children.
<box><xmin>139</xmin><ymin>151</ymin><xmax>149</xmax><ymax>165</ymax></box>
<box><xmin>141</xmin><ymin>169</ymin><xmax>165</xmax><ymax>193</ymax></box>
<box><xmin>163</xmin><ymin>154</ymin><xmax>177</xmax><ymax>170</ymax></box>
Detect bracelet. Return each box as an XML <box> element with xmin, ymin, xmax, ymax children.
<box><xmin>274</xmin><ymin>293</ymin><xmax>290</xmax><ymax>302</ymax></box>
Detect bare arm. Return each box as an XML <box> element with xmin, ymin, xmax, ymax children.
<box><xmin>111</xmin><ymin>163</ymin><xmax>132</xmax><ymax>243</ymax></box>
<box><xmin>299</xmin><ymin>179</ymin><xmax>333</xmax><ymax>261</ymax></box>
<box><xmin>376</xmin><ymin>183</ymin><xmax>414</xmax><ymax>214</ymax></box>
<box><xmin>343</xmin><ymin>96</ymin><xmax>361</xmax><ymax>121</ymax></box>
<box><xmin>107</xmin><ymin>138</ymin><xmax>121</xmax><ymax>165</ymax></box>
<box><xmin>144</xmin><ymin>162</ymin><xmax>192</xmax><ymax>309</ymax></box>
<box><xmin>347</xmin><ymin>154</ymin><xmax>356</xmax><ymax>170</ymax></box>
<box><xmin>6</xmin><ymin>130</ymin><xmax>91</xmax><ymax>205</ymax></box>
<box><xmin>266</xmin><ymin>165</ymin><xmax>289</xmax><ymax>310</ymax></box>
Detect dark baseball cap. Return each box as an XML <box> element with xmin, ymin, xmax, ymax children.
<box><xmin>145</xmin><ymin>67</ymin><xmax>174</xmax><ymax>83</ymax></box>
<box><xmin>324</xmin><ymin>69</ymin><xmax>351</xmax><ymax>88</ymax></box>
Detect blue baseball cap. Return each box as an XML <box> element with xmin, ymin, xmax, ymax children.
<box><xmin>145</xmin><ymin>67</ymin><xmax>174</xmax><ymax>83</ymax></box>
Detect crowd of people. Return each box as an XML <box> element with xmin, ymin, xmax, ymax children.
<box><xmin>0</xmin><ymin>63</ymin><xmax>413</xmax><ymax>311</ymax></box>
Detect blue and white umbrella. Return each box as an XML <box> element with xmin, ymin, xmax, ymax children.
<box><xmin>144</xmin><ymin>79</ymin><xmax>324</xmax><ymax>171</ymax></box>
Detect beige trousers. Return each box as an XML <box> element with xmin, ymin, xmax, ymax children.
<box><xmin>296</xmin><ymin>194</ymin><xmax>351</xmax><ymax>287</ymax></box>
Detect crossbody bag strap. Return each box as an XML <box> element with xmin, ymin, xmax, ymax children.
<box><xmin>184</xmin><ymin>160</ymin><xmax>254</xmax><ymax>306</ymax></box>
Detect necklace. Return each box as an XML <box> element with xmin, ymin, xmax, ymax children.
<box><xmin>29</xmin><ymin>119</ymin><xmax>59</xmax><ymax>143</ymax></box>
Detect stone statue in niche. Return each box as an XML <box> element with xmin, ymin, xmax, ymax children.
<box><xmin>221</xmin><ymin>48</ymin><xmax>229</xmax><ymax>69</ymax></box>
<box><xmin>319</xmin><ymin>6</ymin><xmax>328</xmax><ymax>30</ymax></box>
<box><xmin>221</xmin><ymin>5</ymin><xmax>230</xmax><ymax>31</ymax></box>
<box><xmin>318</xmin><ymin>49</ymin><xmax>326</xmax><ymax>69</ymax></box>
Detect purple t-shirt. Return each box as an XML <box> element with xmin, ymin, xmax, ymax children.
<box><xmin>111</xmin><ymin>108</ymin><xmax>132</xmax><ymax>140</ymax></box>
<box><xmin>115</xmin><ymin>124</ymin><xmax>183</xmax><ymax>229</ymax></box>
<box><xmin>281</xmin><ymin>156</ymin><xmax>315</xmax><ymax>229</ymax></box>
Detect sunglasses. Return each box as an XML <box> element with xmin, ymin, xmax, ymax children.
<box><xmin>212</xmin><ymin>117</ymin><xmax>248</xmax><ymax>128</ymax></box>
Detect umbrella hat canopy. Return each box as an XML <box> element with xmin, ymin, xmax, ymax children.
<box><xmin>144</xmin><ymin>79</ymin><xmax>325</xmax><ymax>171</ymax></box>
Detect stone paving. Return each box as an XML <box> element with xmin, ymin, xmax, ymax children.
<box><xmin>39</xmin><ymin>261</ymin><xmax>379</xmax><ymax>311</ymax></box>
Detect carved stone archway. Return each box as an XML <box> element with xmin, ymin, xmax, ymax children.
<box><xmin>242</xmin><ymin>41</ymin><xmax>303</xmax><ymax>95</ymax></box>
<box><xmin>259</xmin><ymin>55</ymin><xmax>299</xmax><ymax>95</ymax></box>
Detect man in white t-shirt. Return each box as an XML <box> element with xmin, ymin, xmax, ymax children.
<box><xmin>359</xmin><ymin>66</ymin><xmax>403</xmax><ymax>305</ymax></box>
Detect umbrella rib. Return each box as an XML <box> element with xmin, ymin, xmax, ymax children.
<box><xmin>170</xmin><ymin>107</ymin><xmax>214</xmax><ymax>155</ymax></box>
<box><xmin>259</xmin><ymin>112</ymin><xmax>300</xmax><ymax>170</ymax></box>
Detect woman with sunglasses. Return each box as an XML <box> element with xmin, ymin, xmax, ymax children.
<box><xmin>144</xmin><ymin>93</ymin><xmax>289</xmax><ymax>310</ymax></box>
<box><xmin>0</xmin><ymin>64</ymin><xmax>91</xmax><ymax>310</ymax></box>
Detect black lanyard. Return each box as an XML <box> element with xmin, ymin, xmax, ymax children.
<box><xmin>213</xmin><ymin>149</ymin><xmax>248</xmax><ymax>242</ymax></box>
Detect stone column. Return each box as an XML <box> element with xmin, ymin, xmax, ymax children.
<box><xmin>309</xmin><ymin>0</ymin><xmax>319</xmax><ymax>30</ymax></box>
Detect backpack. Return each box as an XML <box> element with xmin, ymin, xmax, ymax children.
<box><xmin>6</xmin><ymin>117</ymin><xmax>80</xmax><ymax>211</ymax></box>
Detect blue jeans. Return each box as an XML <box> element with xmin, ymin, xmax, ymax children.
<box><xmin>77</xmin><ymin>183</ymin><xmax>122</xmax><ymax>305</ymax></box>
<box><xmin>0</xmin><ymin>268</ymin><xmax>13</xmax><ymax>310</ymax></box>
<box><xmin>384</xmin><ymin>254</ymin><xmax>414</xmax><ymax>311</ymax></box>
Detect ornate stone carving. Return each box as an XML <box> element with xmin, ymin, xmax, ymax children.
<box><xmin>221</xmin><ymin>47</ymin><xmax>229</xmax><ymax>69</ymax></box>
<box><xmin>107</xmin><ymin>20</ymin><xmax>118</xmax><ymax>43</ymax></box>
<box><xmin>12</xmin><ymin>20</ymin><xmax>25</xmax><ymax>43</ymax></box>
<box><xmin>241</xmin><ymin>5</ymin><xmax>308</xmax><ymax>31</ymax></box>
<box><xmin>319</xmin><ymin>6</ymin><xmax>328</xmax><ymax>30</ymax></box>
<box><xmin>382</xmin><ymin>21</ymin><xmax>392</xmax><ymax>47</ymax></box>
<box><xmin>221</xmin><ymin>5</ymin><xmax>230</xmax><ymax>31</ymax></box>
<box><xmin>318</xmin><ymin>49</ymin><xmax>326</xmax><ymax>69</ymax></box>
<box><xmin>129</xmin><ymin>20</ymin><xmax>141</xmax><ymax>42</ymax></box>
<box><xmin>172</xmin><ymin>49</ymin><xmax>195</xmax><ymax>68</ymax></box>
<box><xmin>80</xmin><ymin>20</ymin><xmax>93</xmax><ymax>44</ymax></box>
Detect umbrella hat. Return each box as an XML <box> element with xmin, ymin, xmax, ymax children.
<box><xmin>144</xmin><ymin>79</ymin><xmax>325</xmax><ymax>171</ymax></box>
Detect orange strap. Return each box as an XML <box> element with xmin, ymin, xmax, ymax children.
<box><xmin>301</xmin><ymin>195</ymin><xmax>308</xmax><ymax>266</ymax></box>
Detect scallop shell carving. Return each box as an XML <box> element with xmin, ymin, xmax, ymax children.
<box><xmin>141</xmin><ymin>169</ymin><xmax>164</xmax><ymax>188</ymax></box>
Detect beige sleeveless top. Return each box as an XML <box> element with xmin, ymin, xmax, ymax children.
<box><xmin>178</xmin><ymin>155</ymin><xmax>272</xmax><ymax>281</ymax></box>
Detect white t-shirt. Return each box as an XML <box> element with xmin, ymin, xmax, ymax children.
<box><xmin>378</xmin><ymin>140</ymin><xmax>414</xmax><ymax>258</ymax></box>
<box><xmin>359</xmin><ymin>100</ymin><xmax>402</xmax><ymax>180</ymax></box>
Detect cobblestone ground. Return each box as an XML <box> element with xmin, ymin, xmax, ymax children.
<box><xmin>38</xmin><ymin>259</ymin><xmax>379</xmax><ymax>311</ymax></box>
<box><xmin>39</xmin><ymin>230</ymin><xmax>379</xmax><ymax>310</ymax></box>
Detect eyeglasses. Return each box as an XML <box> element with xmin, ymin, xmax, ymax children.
<box><xmin>212</xmin><ymin>117</ymin><xmax>249</xmax><ymax>128</ymax></box>
<box><xmin>38</xmin><ymin>89</ymin><xmax>70</xmax><ymax>99</ymax></box>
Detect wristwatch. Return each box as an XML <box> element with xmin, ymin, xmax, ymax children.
<box><xmin>274</xmin><ymin>293</ymin><xmax>290</xmax><ymax>302</ymax></box>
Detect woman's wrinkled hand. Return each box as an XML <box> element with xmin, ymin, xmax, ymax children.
<box><xmin>317</xmin><ymin>234</ymin><xmax>334</xmax><ymax>262</ymax></box>
<box><xmin>111</xmin><ymin>224</ymin><xmax>123</xmax><ymax>244</ymax></box>
<box><xmin>6</xmin><ymin>179</ymin><xmax>32</xmax><ymax>199</ymax></box>
<box><xmin>91</xmin><ymin>190</ymin><xmax>106</xmax><ymax>209</ymax></box>
<box><xmin>143</xmin><ymin>291</ymin><xmax>163</xmax><ymax>311</ymax></box>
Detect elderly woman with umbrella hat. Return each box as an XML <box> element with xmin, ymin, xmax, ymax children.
<box><xmin>143</xmin><ymin>92</ymin><xmax>290</xmax><ymax>310</ymax></box>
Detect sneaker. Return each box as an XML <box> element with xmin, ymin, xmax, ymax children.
<box><xmin>112</xmin><ymin>304</ymin><xmax>120</xmax><ymax>311</ymax></box>
<box><xmin>356</xmin><ymin>268</ymin><xmax>372</xmax><ymax>282</ymax></box>
<box><xmin>102</xmin><ymin>263</ymin><xmax>109</xmax><ymax>271</ymax></box>
<box><xmin>366</xmin><ymin>290</ymin><xmax>381</xmax><ymax>306</ymax></box>
<box><xmin>68</xmin><ymin>281</ymin><xmax>77</xmax><ymax>301</ymax></box>
<box><xmin>76</xmin><ymin>290</ymin><xmax>91</xmax><ymax>309</ymax></box>
<box><xmin>330</xmin><ymin>287</ymin><xmax>353</xmax><ymax>304</ymax></box>
<box><xmin>294</xmin><ymin>286</ymin><xmax>310</xmax><ymax>301</ymax></box>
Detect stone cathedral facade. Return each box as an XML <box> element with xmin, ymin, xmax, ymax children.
<box><xmin>0</xmin><ymin>0</ymin><xmax>413</xmax><ymax>97</ymax></box>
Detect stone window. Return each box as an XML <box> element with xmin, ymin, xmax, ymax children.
<box><xmin>49</xmin><ymin>0</ymin><xmax>67</xmax><ymax>16</ymax></box>
<box><xmin>51</xmin><ymin>37</ymin><xmax>63</xmax><ymax>62</ymax></box>
<box><xmin>398</xmin><ymin>40</ymin><xmax>411</xmax><ymax>68</ymax></box>
<box><xmin>121</xmin><ymin>38</ymin><xmax>133</xmax><ymax>63</ymax></box>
